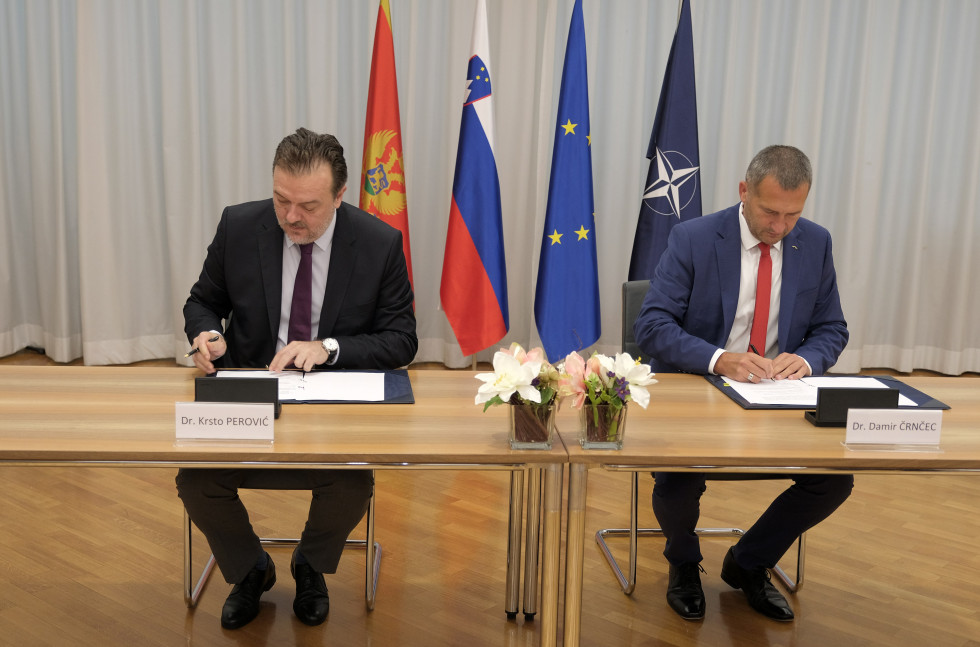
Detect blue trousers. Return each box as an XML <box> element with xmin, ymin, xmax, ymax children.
<box><xmin>652</xmin><ymin>472</ymin><xmax>853</xmax><ymax>570</ymax></box>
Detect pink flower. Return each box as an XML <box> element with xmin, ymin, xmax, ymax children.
<box><xmin>524</xmin><ymin>346</ymin><xmax>546</xmax><ymax>364</ymax></box>
<box><xmin>499</xmin><ymin>342</ymin><xmax>544</xmax><ymax>365</ymax></box>
<box><xmin>560</xmin><ymin>351</ymin><xmax>588</xmax><ymax>409</ymax></box>
<box><xmin>585</xmin><ymin>353</ymin><xmax>605</xmax><ymax>386</ymax></box>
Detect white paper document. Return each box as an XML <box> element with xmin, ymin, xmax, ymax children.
<box><xmin>215</xmin><ymin>370</ymin><xmax>385</xmax><ymax>402</ymax></box>
<box><xmin>720</xmin><ymin>375</ymin><xmax>916</xmax><ymax>407</ymax></box>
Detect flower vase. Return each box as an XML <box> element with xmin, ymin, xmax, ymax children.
<box><xmin>509</xmin><ymin>403</ymin><xmax>556</xmax><ymax>450</ymax></box>
<box><xmin>580</xmin><ymin>402</ymin><xmax>628</xmax><ymax>449</ymax></box>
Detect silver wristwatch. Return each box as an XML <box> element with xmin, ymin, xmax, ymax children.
<box><xmin>320</xmin><ymin>337</ymin><xmax>339</xmax><ymax>364</ymax></box>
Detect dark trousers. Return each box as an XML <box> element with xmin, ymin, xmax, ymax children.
<box><xmin>652</xmin><ymin>472</ymin><xmax>853</xmax><ymax>570</ymax></box>
<box><xmin>176</xmin><ymin>468</ymin><xmax>373</xmax><ymax>584</ymax></box>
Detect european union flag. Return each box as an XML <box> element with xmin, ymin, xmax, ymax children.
<box><xmin>534</xmin><ymin>0</ymin><xmax>600</xmax><ymax>362</ymax></box>
<box><xmin>628</xmin><ymin>0</ymin><xmax>701</xmax><ymax>280</ymax></box>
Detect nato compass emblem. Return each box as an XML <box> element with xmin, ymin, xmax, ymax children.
<box><xmin>643</xmin><ymin>147</ymin><xmax>699</xmax><ymax>219</ymax></box>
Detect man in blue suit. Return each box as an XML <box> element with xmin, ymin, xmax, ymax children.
<box><xmin>634</xmin><ymin>145</ymin><xmax>852</xmax><ymax>622</ymax></box>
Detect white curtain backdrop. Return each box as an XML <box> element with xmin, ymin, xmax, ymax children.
<box><xmin>2</xmin><ymin>0</ymin><xmax>978</xmax><ymax>374</ymax></box>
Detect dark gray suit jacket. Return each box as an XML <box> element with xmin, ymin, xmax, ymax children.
<box><xmin>184</xmin><ymin>199</ymin><xmax>417</xmax><ymax>370</ymax></box>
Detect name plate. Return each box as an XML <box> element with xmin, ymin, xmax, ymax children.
<box><xmin>845</xmin><ymin>408</ymin><xmax>942</xmax><ymax>446</ymax></box>
<box><xmin>175</xmin><ymin>402</ymin><xmax>274</xmax><ymax>441</ymax></box>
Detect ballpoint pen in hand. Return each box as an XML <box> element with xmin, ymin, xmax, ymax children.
<box><xmin>185</xmin><ymin>334</ymin><xmax>221</xmax><ymax>357</ymax></box>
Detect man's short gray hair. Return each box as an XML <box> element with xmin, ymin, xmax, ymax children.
<box><xmin>745</xmin><ymin>145</ymin><xmax>812</xmax><ymax>191</ymax></box>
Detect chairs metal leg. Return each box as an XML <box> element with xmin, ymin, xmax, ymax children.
<box><xmin>184</xmin><ymin>489</ymin><xmax>381</xmax><ymax>609</ymax></box>
<box><xmin>774</xmin><ymin>530</ymin><xmax>805</xmax><ymax>593</ymax></box>
<box><xmin>595</xmin><ymin>472</ymin><xmax>805</xmax><ymax>595</ymax></box>
<box><xmin>184</xmin><ymin>506</ymin><xmax>216</xmax><ymax>607</ymax></box>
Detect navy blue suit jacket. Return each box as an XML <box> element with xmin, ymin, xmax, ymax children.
<box><xmin>633</xmin><ymin>203</ymin><xmax>847</xmax><ymax>375</ymax></box>
<box><xmin>183</xmin><ymin>199</ymin><xmax>417</xmax><ymax>370</ymax></box>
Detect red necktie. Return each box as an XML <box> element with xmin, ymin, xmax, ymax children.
<box><xmin>287</xmin><ymin>243</ymin><xmax>314</xmax><ymax>343</ymax></box>
<box><xmin>749</xmin><ymin>242</ymin><xmax>771</xmax><ymax>355</ymax></box>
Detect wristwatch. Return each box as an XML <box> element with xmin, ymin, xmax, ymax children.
<box><xmin>320</xmin><ymin>337</ymin><xmax>339</xmax><ymax>364</ymax></box>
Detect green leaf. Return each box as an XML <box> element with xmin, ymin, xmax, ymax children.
<box><xmin>481</xmin><ymin>395</ymin><xmax>505</xmax><ymax>412</ymax></box>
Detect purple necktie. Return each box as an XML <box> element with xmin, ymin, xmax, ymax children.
<box><xmin>287</xmin><ymin>243</ymin><xmax>314</xmax><ymax>343</ymax></box>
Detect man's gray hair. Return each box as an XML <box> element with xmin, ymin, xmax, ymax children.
<box><xmin>272</xmin><ymin>127</ymin><xmax>348</xmax><ymax>195</ymax></box>
<box><xmin>745</xmin><ymin>145</ymin><xmax>812</xmax><ymax>191</ymax></box>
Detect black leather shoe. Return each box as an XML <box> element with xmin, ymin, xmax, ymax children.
<box><xmin>291</xmin><ymin>552</ymin><xmax>329</xmax><ymax>626</ymax></box>
<box><xmin>666</xmin><ymin>562</ymin><xmax>706</xmax><ymax>620</ymax></box>
<box><xmin>221</xmin><ymin>554</ymin><xmax>276</xmax><ymax>630</ymax></box>
<box><xmin>720</xmin><ymin>547</ymin><xmax>794</xmax><ymax>621</ymax></box>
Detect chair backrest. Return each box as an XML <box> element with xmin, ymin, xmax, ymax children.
<box><xmin>622</xmin><ymin>278</ymin><xmax>787</xmax><ymax>482</ymax></box>
<box><xmin>621</xmin><ymin>279</ymin><xmax>651</xmax><ymax>357</ymax></box>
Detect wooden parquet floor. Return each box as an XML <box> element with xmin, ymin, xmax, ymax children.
<box><xmin>2</xmin><ymin>351</ymin><xmax>979</xmax><ymax>645</ymax></box>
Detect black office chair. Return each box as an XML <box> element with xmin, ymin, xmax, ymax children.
<box><xmin>594</xmin><ymin>279</ymin><xmax>805</xmax><ymax>595</ymax></box>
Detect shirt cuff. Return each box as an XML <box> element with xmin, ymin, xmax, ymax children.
<box><xmin>801</xmin><ymin>356</ymin><xmax>813</xmax><ymax>376</ymax></box>
<box><xmin>708</xmin><ymin>348</ymin><xmax>726</xmax><ymax>375</ymax></box>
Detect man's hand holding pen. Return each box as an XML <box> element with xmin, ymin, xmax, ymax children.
<box><xmin>716</xmin><ymin>350</ymin><xmax>773</xmax><ymax>383</ymax></box>
<box><xmin>187</xmin><ymin>331</ymin><xmax>226</xmax><ymax>374</ymax></box>
<box><xmin>716</xmin><ymin>346</ymin><xmax>810</xmax><ymax>383</ymax></box>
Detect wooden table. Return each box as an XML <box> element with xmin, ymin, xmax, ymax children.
<box><xmin>558</xmin><ymin>374</ymin><xmax>980</xmax><ymax>646</ymax></box>
<box><xmin>0</xmin><ymin>366</ymin><xmax>567</xmax><ymax>645</ymax></box>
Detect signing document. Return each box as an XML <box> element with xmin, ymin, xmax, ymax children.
<box><xmin>721</xmin><ymin>376</ymin><xmax>917</xmax><ymax>407</ymax></box>
<box><xmin>216</xmin><ymin>370</ymin><xmax>385</xmax><ymax>403</ymax></box>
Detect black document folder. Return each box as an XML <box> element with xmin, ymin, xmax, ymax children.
<box><xmin>704</xmin><ymin>374</ymin><xmax>950</xmax><ymax>411</ymax></box>
<box><xmin>200</xmin><ymin>369</ymin><xmax>414</xmax><ymax>406</ymax></box>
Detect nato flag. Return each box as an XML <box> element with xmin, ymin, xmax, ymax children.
<box><xmin>534</xmin><ymin>0</ymin><xmax>600</xmax><ymax>362</ymax></box>
<box><xmin>628</xmin><ymin>0</ymin><xmax>702</xmax><ymax>280</ymax></box>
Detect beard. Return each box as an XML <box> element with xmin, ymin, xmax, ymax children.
<box><xmin>277</xmin><ymin>216</ymin><xmax>329</xmax><ymax>245</ymax></box>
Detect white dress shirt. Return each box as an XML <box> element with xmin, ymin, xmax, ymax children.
<box><xmin>708</xmin><ymin>203</ymin><xmax>782</xmax><ymax>373</ymax></box>
<box><xmin>276</xmin><ymin>215</ymin><xmax>336</xmax><ymax>352</ymax></box>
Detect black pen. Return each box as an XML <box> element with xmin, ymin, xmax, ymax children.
<box><xmin>185</xmin><ymin>334</ymin><xmax>221</xmax><ymax>357</ymax></box>
<box><xmin>749</xmin><ymin>344</ymin><xmax>762</xmax><ymax>356</ymax></box>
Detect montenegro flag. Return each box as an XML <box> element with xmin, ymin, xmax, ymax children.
<box><xmin>360</xmin><ymin>0</ymin><xmax>413</xmax><ymax>288</ymax></box>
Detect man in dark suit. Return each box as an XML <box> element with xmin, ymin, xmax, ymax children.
<box><xmin>178</xmin><ymin>128</ymin><xmax>417</xmax><ymax>629</ymax></box>
<box><xmin>633</xmin><ymin>145</ymin><xmax>852</xmax><ymax>622</ymax></box>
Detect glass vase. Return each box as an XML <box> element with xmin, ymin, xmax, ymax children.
<box><xmin>509</xmin><ymin>402</ymin><xmax>557</xmax><ymax>450</ymax></box>
<box><xmin>580</xmin><ymin>402</ymin><xmax>628</xmax><ymax>449</ymax></box>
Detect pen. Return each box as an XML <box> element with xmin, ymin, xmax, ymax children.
<box><xmin>749</xmin><ymin>344</ymin><xmax>762</xmax><ymax>356</ymax></box>
<box><xmin>185</xmin><ymin>334</ymin><xmax>220</xmax><ymax>357</ymax></box>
